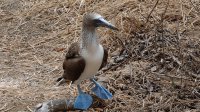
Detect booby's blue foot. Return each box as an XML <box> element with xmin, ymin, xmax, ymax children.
<box><xmin>74</xmin><ymin>85</ymin><xmax>93</xmax><ymax>110</ymax></box>
<box><xmin>90</xmin><ymin>79</ymin><xmax>112</xmax><ymax>99</ymax></box>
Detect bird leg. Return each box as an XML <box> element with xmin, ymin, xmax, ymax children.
<box><xmin>73</xmin><ymin>84</ymin><xmax>93</xmax><ymax>110</ymax></box>
<box><xmin>90</xmin><ymin>78</ymin><xmax>112</xmax><ymax>99</ymax></box>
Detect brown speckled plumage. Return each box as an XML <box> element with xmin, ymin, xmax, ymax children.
<box><xmin>61</xmin><ymin>42</ymin><xmax>108</xmax><ymax>83</ymax></box>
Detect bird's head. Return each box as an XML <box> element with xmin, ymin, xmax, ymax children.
<box><xmin>83</xmin><ymin>13</ymin><xmax>118</xmax><ymax>31</ymax></box>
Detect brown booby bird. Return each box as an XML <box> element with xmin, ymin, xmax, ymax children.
<box><xmin>57</xmin><ymin>13</ymin><xmax>118</xmax><ymax>110</ymax></box>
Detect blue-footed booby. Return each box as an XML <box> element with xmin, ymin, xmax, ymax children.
<box><xmin>57</xmin><ymin>13</ymin><xmax>118</xmax><ymax>110</ymax></box>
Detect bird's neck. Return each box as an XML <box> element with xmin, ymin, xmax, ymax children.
<box><xmin>80</xmin><ymin>26</ymin><xmax>99</xmax><ymax>50</ymax></box>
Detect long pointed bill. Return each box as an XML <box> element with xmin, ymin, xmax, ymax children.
<box><xmin>98</xmin><ymin>18</ymin><xmax>119</xmax><ymax>31</ymax></box>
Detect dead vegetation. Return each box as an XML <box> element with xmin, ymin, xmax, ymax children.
<box><xmin>0</xmin><ymin>0</ymin><xmax>200</xmax><ymax>111</ymax></box>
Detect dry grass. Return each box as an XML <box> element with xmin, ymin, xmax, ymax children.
<box><xmin>0</xmin><ymin>0</ymin><xmax>200</xmax><ymax>111</ymax></box>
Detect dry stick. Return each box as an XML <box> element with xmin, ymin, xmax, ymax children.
<box><xmin>102</xmin><ymin>32</ymin><xmax>132</xmax><ymax>72</ymax></box>
<box><xmin>0</xmin><ymin>103</ymin><xmax>7</xmax><ymax>111</ymax></box>
<box><xmin>27</xmin><ymin>106</ymin><xmax>33</xmax><ymax>112</ymax></box>
<box><xmin>159</xmin><ymin>0</ymin><xmax>169</xmax><ymax>53</ymax></box>
<box><xmin>189</xmin><ymin>0</ymin><xmax>200</xmax><ymax>15</ymax></box>
<box><xmin>158</xmin><ymin>0</ymin><xmax>169</xmax><ymax>26</ymax></box>
<box><xmin>145</xmin><ymin>0</ymin><xmax>160</xmax><ymax>24</ymax></box>
<box><xmin>3</xmin><ymin>106</ymin><xmax>15</xmax><ymax>112</ymax></box>
<box><xmin>34</xmin><ymin>94</ymin><xmax>106</xmax><ymax>112</ymax></box>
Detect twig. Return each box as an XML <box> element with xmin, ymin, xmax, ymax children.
<box><xmin>34</xmin><ymin>94</ymin><xmax>106</xmax><ymax>112</ymax></box>
<box><xmin>189</xmin><ymin>0</ymin><xmax>200</xmax><ymax>15</ymax></box>
<box><xmin>3</xmin><ymin>106</ymin><xmax>15</xmax><ymax>112</ymax></box>
<box><xmin>102</xmin><ymin>58</ymin><xmax>129</xmax><ymax>73</ymax></box>
<box><xmin>0</xmin><ymin>103</ymin><xmax>7</xmax><ymax>111</ymax></box>
<box><xmin>145</xmin><ymin>0</ymin><xmax>160</xmax><ymax>24</ymax></box>
<box><xmin>158</xmin><ymin>0</ymin><xmax>169</xmax><ymax>25</ymax></box>
<box><xmin>27</xmin><ymin>106</ymin><xmax>33</xmax><ymax>112</ymax></box>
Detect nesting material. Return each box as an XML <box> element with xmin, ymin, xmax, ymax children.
<box><xmin>0</xmin><ymin>0</ymin><xmax>200</xmax><ymax>111</ymax></box>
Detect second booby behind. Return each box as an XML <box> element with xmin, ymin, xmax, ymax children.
<box><xmin>57</xmin><ymin>13</ymin><xmax>118</xmax><ymax>110</ymax></box>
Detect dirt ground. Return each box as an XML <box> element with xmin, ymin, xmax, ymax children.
<box><xmin>0</xmin><ymin>0</ymin><xmax>200</xmax><ymax>111</ymax></box>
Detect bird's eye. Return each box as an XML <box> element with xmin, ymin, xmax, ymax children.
<box><xmin>93</xmin><ymin>19</ymin><xmax>103</xmax><ymax>26</ymax></box>
<box><xmin>94</xmin><ymin>19</ymin><xmax>102</xmax><ymax>23</ymax></box>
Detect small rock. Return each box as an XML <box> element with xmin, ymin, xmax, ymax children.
<box><xmin>151</xmin><ymin>66</ymin><xmax>157</xmax><ymax>72</ymax></box>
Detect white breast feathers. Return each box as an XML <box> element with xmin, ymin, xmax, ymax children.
<box><xmin>73</xmin><ymin>45</ymin><xmax>104</xmax><ymax>85</ymax></box>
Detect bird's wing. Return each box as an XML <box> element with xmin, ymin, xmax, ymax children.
<box><xmin>65</xmin><ymin>42</ymin><xmax>80</xmax><ymax>59</ymax></box>
<box><xmin>99</xmin><ymin>47</ymin><xmax>108</xmax><ymax>70</ymax></box>
<box><xmin>62</xmin><ymin>42</ymin><xmax>86</xmax><ymax>82</ymax></box>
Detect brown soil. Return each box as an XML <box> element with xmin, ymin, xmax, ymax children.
<box><xmin>0</xmin><ymin>0</ymin><xmax>200</xmax><ymax>111</ymax></box>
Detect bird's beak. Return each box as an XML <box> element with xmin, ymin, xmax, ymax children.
<box><xmin>98</xmin><ymin>18</ymin><xmax>119</xmax><ymax>31</ymax></box>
